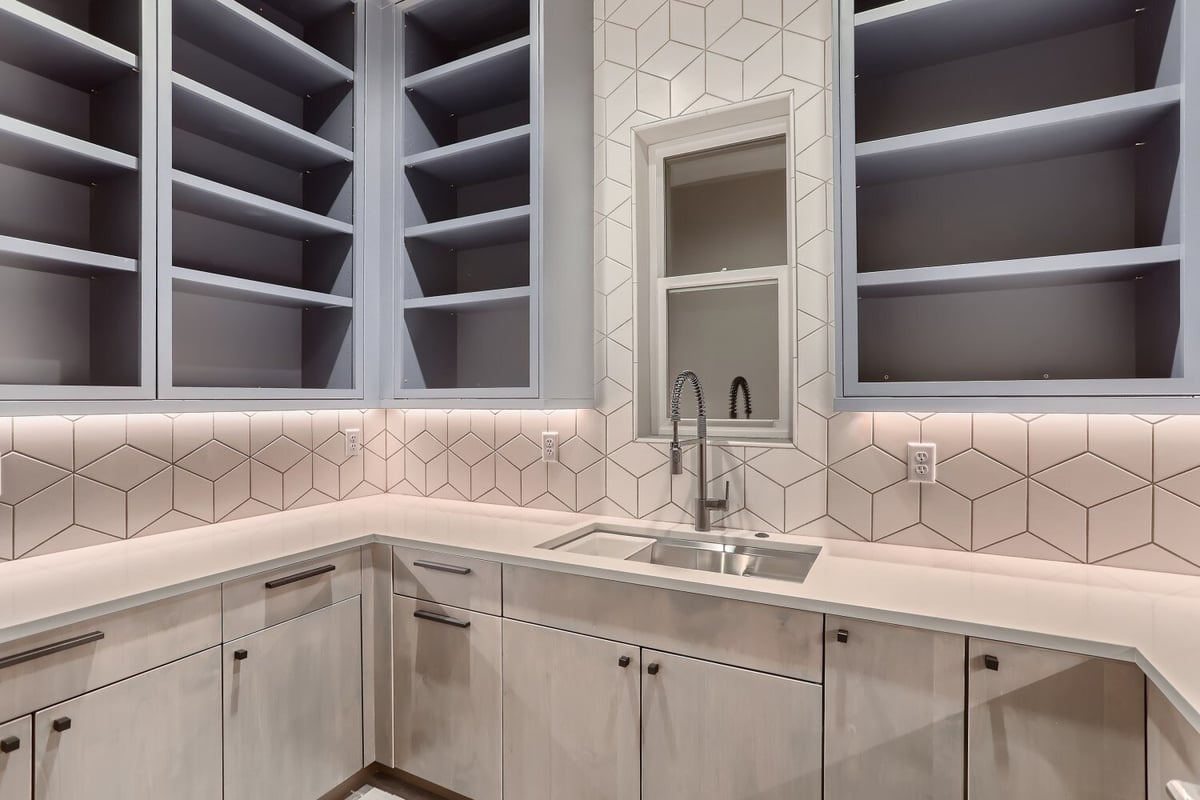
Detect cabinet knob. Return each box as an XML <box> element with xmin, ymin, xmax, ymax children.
<box><xmin>983</xmin><ymin>654</ymin><xmax>999</xmax><ymax>671</ymax></box>
<box><xmin>234</xmin><ymin>649</ymin><xmax>249</xmax><ymax>661</ymax></box>
<box><xmin>618</xmin><ymin>655</ymin><xmax>631</xmax><ymax>668</ymax></box>
<box><xmin>52</xmin><ymin>717</ymin><xmax>71</xmax><ymax>733</ymax></box>
<box><xmin>836</xmin><ymin>629</ymin><xmax>849</xmax><ymax>644</ymax></box>
<box><xmin>0</xmin><ymin>736</ymin><xmax>19</xmax><ymax>753</ymax></box>
<box><xmin>647</xmin><ymin>663</ymin><xmax>660</xmax><ymax>676</ymax></box>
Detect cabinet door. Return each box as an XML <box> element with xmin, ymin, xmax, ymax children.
<box><xmin>224</xmin><ymin>598</ymin><xmax>364</xmax><ymax>800</ymax></box>
<box><xmin>0</xmin><ymin>717</ymin><xmax>30</xmax><ymax>800</ymax></box>
<box><xmin>825</xmin><ymin>616</ymin><xmax>965</xmax><ymax>799</ymax></box>
<box><xmin>642</xmin><ymin>650</ymin><xmax>822</xmax><ymax>800</ymax></box>
<box><xmin>968</xmin><ymin>639</ymin><xmax>1145</xmax><ymax>800</ymax></box>
<box><xmin>502</xmin><ymin>620</ymin><xmax>640</xmax><ymax>800</ymax></box>
<box><xmin>33</xmin><ymin>648</ymin><xmax>221</xmax><ymax>800</ymax></box>
<box><xmin>1149</xmin><ymin>682</ymin><xmax>1200</xmax><ymax>798</ymax></box>
<box><xmin>393</xmin><ymin>597</ymin><xmax>502</xmax><ymax>800</ymax></box>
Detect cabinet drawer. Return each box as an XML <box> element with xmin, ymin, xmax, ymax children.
<box><xmin>222</xmin><ymin>549</ymin><xmax>362</xmax><ymax>641</ymax></box>
<box><xmin>0</xmin><ymin>587</ymin><xmax>221</xmax><ymax>722</ymax></box>
<box><xmin>393</xmin><ymin>596</ymin><xmax>502</xmax><ymax>800</ymax></box>
<box><xmin>392</xmin><ymin>546</ymin><xmax>501</xmax><ymax>615</ymax></box>
<box><xmin>0</xmin><ymin>716</ymin><xmax>31</xmax><ymax>800</ymax></box>
<box><xmin>503</xmin><ymin>566</ymin><xmax>823</xmax><ymax>682</ymax></box>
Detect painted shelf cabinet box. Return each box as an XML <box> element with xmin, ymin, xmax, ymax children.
<box><xmin>835</xmin><ymin>0</ymin><xmax>1199</xmax><ymax>411</ymax></box>
<box><xmin>379</xmin><ymin>0</ymin><xmax>594</xmax><ymax>408</ymax></box>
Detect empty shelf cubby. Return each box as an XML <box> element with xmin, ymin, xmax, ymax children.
<box><xmin>402</xmin><ymin>298</ymin><xmax>531</xmax><ymax>392</ymax></box>
<box><xmin>856</xmin><ymin>106</ymin><xmax>1180</xmax><ymax>272</ymax></box>
<box><xmin>404</xmin><ymin>238</ymin><xmax>529</xmax><ymax>300</ymax></box>
<box><xmin>855</xmin><ymin>0</ymin><xmax>1181</xmax><ymax>142</ymax></box>
<box><xmin>172</xmin><ymin>287</ymin><xmax>354</xmax><ymax>391</ymax></box>
<box><xmin>403</xmin><ymin>0</ymin><xmax>529</xmax><ymax>76</ymax></box>
<box><xmin>857</xmin><ymin>262</ymin><xmax>1180</xmax><ymax>384</ymax></box>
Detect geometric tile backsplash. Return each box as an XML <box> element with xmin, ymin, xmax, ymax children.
<box><xmin>3</xmin><ymin>0</ymin><xmax>1200</xmax><ymax>577</ymax></box>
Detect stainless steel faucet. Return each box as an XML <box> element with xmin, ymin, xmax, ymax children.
<box><xmin>670</xmin><ymin>370</ymin><xmax>729</xmax><ymax>532</ymax></box>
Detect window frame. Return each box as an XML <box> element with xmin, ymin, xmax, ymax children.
<box><xmin>640</xmin><ymin>115</ymin><xmax>796</xmax><ymax>442</ymax></box>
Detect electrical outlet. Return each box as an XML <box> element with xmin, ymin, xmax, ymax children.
<box><xmin>345</xmin><ymin>428</ymin><xmax>362</xmax><ymax>458</ymax></box>
<box><xmin>907</xmin><ymin>443</ymin><xmax>937</xmax><ymax>483</ymax></box>
<box><xmin>541</xmin><ymin>432</ymin><xmax>560</xmax><ymax>464</ymax></box>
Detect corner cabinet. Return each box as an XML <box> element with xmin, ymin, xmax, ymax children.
<box><xmin>835</xmin><ymin>0</ymin><xmax>1200</xmax><ymax>412</ymax></box>
<box><xmin>377</xmin><ymin>0</ymin><xmax>594</xmax><ymax>408</ymax></box>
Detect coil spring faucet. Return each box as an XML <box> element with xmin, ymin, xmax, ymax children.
<box><xmin>670</xmin><ymin>370</ymin><xmax>729</xmax><ymax>532</ymax></box>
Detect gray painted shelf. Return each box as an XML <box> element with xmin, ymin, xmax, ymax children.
<box><xmin>172</xmin><ymin>267</ymin><xmax>354</xmax><ymax>309</ymax></box>
<box><xmin>174</xmin><ymin>0</ymin><xmax>353</xmax><ymax>94</ymax></box>
<box><xmin>403</xmin><ymin>286</ymin><xmax>530</xmax><ymax>312</ymax></box>
<box><xmin>0</xmin><ymin>0</ymin><xmax>136</xmax><ymax>90</ymax></box>
<box><xmin>173</xmin><ymin>171</ymin><xmax>354</xmax><ymax>240</ymax></box>
<box><xmin>404</xmin><ymin>37</ymin><xmax>531</xmax><ymax>115</ymax></box>
<box><xmin>404</xmin><ymin>206</ymin><xmax>531</xmax><ymax>249</ymax></box>
<box><xmin>0</xmin><ymin>113</ymin><xmax>138</xmax><ymax>183</ymax></box>
<box><xmin>403</xmin><ymin>125</ymin><xmax>532</xmax><ymax>183</ymax></box>
<box><xmin>0</xmin><ymin>236</ymin><xmax>137</xmax><ymax>278</ymax></box>
<box><xmin>172</xmin><ymin>74</ymin><xmax>353</xmax><ymax>171</ymax></box>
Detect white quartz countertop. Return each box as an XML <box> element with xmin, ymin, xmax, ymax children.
<box><xmin>3</xmin><ymin>494</ymin><xmax>1200</xmax><ymax>732</ymax></box>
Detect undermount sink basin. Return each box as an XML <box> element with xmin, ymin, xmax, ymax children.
<box><xmin>547</xmin><ymin>529</ymin><xmax>820</xmax><ymax>584</ymax></box>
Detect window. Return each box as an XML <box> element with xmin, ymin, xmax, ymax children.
<box><xmin>633</xmin><ymin>97</ymin><xmax>795</xmax><ymax>442</ymax></box>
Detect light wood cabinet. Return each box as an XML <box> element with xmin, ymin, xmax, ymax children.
<box><xmin>502</xmin><ymin>620</ymin><xmax>640</xmax><ymax>800</ymax></box>
<box><xmin>1149</xmin><ymin>682</ymin><xmax>1200</xmax><ymax>799</ymax></box>
<box><xmin>824</xmin><ymin>616</ymin><xmax>965</xmax><ymax>800</ymax></box>
<box><xmin>641</xmin><ymin>650</ymin><xmax>823</xmax><ymax>800</ymax></box>
<box><xmin>967</xmin><ymin>639</ymin><xmax>1145</xmax><ymax>800</ymax></box>
<box><xmin>393</xmin><ymin>596</ymin><xmax>502</xmax><ymax>800</ymax></box>
<box><xmin>0</xmin><ymin>717</ymin><xmax>31</xmax><ymax>800</ymax></box>
<box><xmin>223</xmin><ymin>598</ymin><xmax>364</xmax><ymax>800</ymax></box>
<box><xmin>33</xmin><ymin>648</ymin><xmax>221</xmax><ymax>800</ymax></box>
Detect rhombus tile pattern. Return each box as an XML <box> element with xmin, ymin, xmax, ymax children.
<box><xmin>1</xmin><ymin>0</ymin><xmax>1199</xmax><ymax>579</ymax></box>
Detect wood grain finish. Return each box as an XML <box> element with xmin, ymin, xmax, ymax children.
<box><xmin>824</xmin><ymin>616</ymin><xmax>965</xmax><ymax>800</ymax></box>
<box><xmin>393</xmin><ymin>596</ymin><xmax>502</xmax><ymax>800</ymax></box>
<box><xmin>0</xmin><ymin>587</ymin><xmax>221</xmax><ymax>722</ymax></box>
<box><xmin>502</xmin><ymin>565</ymin><xmax>823</xmax><ymax>681</ymax></box>
<box><xmin>502</xmin><ymin>620</ymin><xmax>640</xmax><ymax>800</ymax></box>
<box><xmin>1149</xmin><ymin>682</ymin><xmax>1200</xmax><ymax>799</ymax></box>
<box><xmin>967</xmin><ymin>638</ymin><xmax>1145</xmax><ymax>800</ymax></box>
<box><xmin>222</xmin><ymin>548</ymin><xmax>362</xmax><ymax>640</ymax></box>
<box><xmin>392</xmin><ymin>545</ymin><xmax>502</xmax><ymax>615</ymax></box>
<box><xmin>0</xmin><ymin>716</ymin><xmax>30</xmax><ymax>800</ymax></box>
<box><xmin>223</xmin><ymin>598</ymin><xmax>364</xmax><ymax>800</ymax></box>
<box><xmin>641</xmin><ymin>650</ymin><xmax>823</xmax><ymax>800</ymax></box>
<box><xmin>33</xmin><ymin>648</ymin><xmax>221</xmax><ymax>800</ymax></box>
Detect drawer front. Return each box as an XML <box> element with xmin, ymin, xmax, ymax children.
<box><xmin>392</xmin><ymin>546</ymin><xmax>501</xmax><ymax>615</ymax></box>
<box><xmin>0</xmin><ymin>587</ymin><xmax>221</xmax><ymax>722</ymax></box>
<box><xmin>503</xmin><ymin>566</ymin><xmax>823</xmax><ymax>682</ymax></box>
<box><xmin>393</xmin><ymin>596</ymin><xmax>502</xmax><ymax>800</ymax></box>
<box><xmin>222</xmin><ymin>548</ymin><xmax>362</xmax><ymax>641</ymax></box>
<box><xmin>0</xmin><ymin>716</ymin><xmax>31</xmax><ymax>800</ymax></box>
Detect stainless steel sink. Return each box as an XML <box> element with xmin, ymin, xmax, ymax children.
<box><xmin>546</xmin><ymin>529</ymin><xmax>820</xmax><ymax>584</ymax></box>
<box><xmin>626</xmin><ymin>538</ymin><xmax>819</xmax><ymax>584</ymax></box>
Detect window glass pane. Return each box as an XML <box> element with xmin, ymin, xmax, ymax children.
<box><xmin>667</xmin><ymin>282</ymin><xmax>780</xmax><ymax>421</ymax></box>
<box><xmin>665</xmin><ymin>136</ymin><xmax>788</xmax><ymax>277</ymax></box>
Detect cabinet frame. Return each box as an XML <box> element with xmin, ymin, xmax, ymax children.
<box><xmin>834</xmin><ymin>0</ymin><xmax>1200</xmax><ymax>412</ymax></box>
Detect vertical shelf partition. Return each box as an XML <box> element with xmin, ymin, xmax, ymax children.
<box><xmin>837</xmin><ymin>0</ymin><xmax>1196</xmax><ymax>410</ymax></box>
<box><xmin>161</xmin><ymin>0</ymin><xmax>362</xmax><ymax>400</ymax></box>
<box><xmin>0</xmin><ymin>0</ymin><xmax>152</xmax><ymax>400</ymax></box>
<box><xmin>385</xmin><ymin>0</ymin><xmax>593</xmax><ymax>406</ymax></box>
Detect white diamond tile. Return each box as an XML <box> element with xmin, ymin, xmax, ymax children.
<box><xmin>1154</xmin><ymin>487</ymin><xmax>1200</xmax><ymax>567</ymax></box>
<box><xmin>173</xmin><ymin>414</ymin><xmax>214</xmax><ymax>460</ymax></box>
<box><xmin>128</xmin><ymin>469</ymin><xmax>172</xmax><ymax>536</ymax></box>
<box><xmin>921</xmin><ymin>414</ymin><xmax>971</xmax><ymax>460</ymax></box>
<box><xmin>1097</xmin><ymin>544</ymin><xmax>1199</xmax><ymax>576</ymax></box>
<box><xmin>23</xmin><ymin>527</ymin><xmax>118</xmax><ymax>559</ymax></box>
<box><xmin>744</xmin><ymin>467</ymin><xmax>784</xmax><ymax>531</ymax></box>
<box><xmin>179</xmin><ymin>441</ymin><xmax>246</xmax><ymax>481</ymax></box>
<box><xmin>920</xmin><ymin>484</ymin><xmax>970</xmax><ymax>549</ymax></box>
<box><xmin>0</xmin><ymin>453</ymin><xmax>68</xmax><ymax>504</ymax></box>
<box><xmin>1028</xmin><ymin>483</ymin><xmax>1086</xmax><ymax>561</ymax></box>
<box><xmin>1028</xmin><ymin>414</ymin><xmax>1088</xmax><ymax>473</ymax></box>
<box><xmin>80</xmin><ymin>446</ymin><xmax>168</xmax><ymax>492</ymax></box>
<box><xmin>74</xmin><ymin>416</ymin><xmax>125</xmax><ymax>468</ymax></box>
<box><xmin>670</xmin><ymin>0</ymin><xmax>705</xmax><ymax>46</ymax></box>
<box><xmin>880</xmin><ymin>525</ymin><xmax>962</xmax><ymax>552</ymax></box>
<box><xmin>746</xmin><ymin>448</ymin><xmax>821</xmax><ymax>486</ymax></box>
<box><xmin>75</xmin><ymin>477</ymin><xmax>125</xmax><ymax>537</ymax></box>
<box><xmin>215</xmin><ymin>462</ymin><xmax>250</xmax><ymax>520</ymax></box>
<box><xmin>1154</xmin><ymin>416</ymin><xmax>1200</xmax><ymax>481</ymax></box>
<box><xmin>831</xmin><ymin>446</ymin><xmax>903</xmax><ymax>493</ymax></box>
<box><xmin>173</xmin><ymin>468</ymin><xmax>214</xmax><ymax>523</ymax></box>
<box><xmin>871</xmin><ymin>413</ymin><xmax>919</xmax><ymax>461</ymax></box>
<box><xmin>709</xmin><ymin>18</ymin><xmax>776</xmax><ymax>59</ymax></box>
<box><xmin>938</xmin><ymin>451</ymin><xmax>1020</xmax><ymax>501</ymax></box>
<box><xmin>972</xmin><ymin>414</ymin><xmax>1027</xmax><ymax>472</ymax></box>
<box><xmin>980</xmin><ymin>533</ymin><xmax>1076</xmax><ymax>564</ymax></box>
<box><xmin>785</xmin><ymin>471</ymin><xmax>825</xmax><ymax>531</ymax></box>
<box><xmin>873</xmin><ymin>481</ymin><xmax>918</xmax><ymax>539</ymax></box>
<box><xmin>828</xmin><ymin>472</ymin><xmax>869</xmax><ymax>539</ymax></box>
<box><xmin>1088</xmin><ymin>415</ymin><xmax>1151</xmax><ymax>480</ymax></box>
<box><xmin>14</xmin><ymin>417</ymin><xmax>73</xmax><ymax>470</ymax></box>
<box><xmin>14</xmin><ymin>478</ymin><xmax>72</xmax><ymax>555</ymax></box>
<box><xmin>1035</xmin><ymin>454</ymin><xmax>1145</xmax><ymax>508</ymax></box>
<box><xmin>214</xmin><ymin>413</ymin><xmax>250</xmax><ymax>455</ymax></box>
<box><xmin>126</xmin><ymin>414</ymin><xmax>173</xmax><ymax>462</ymax></box>
<box><xmin>972</xmin><ymin>480</ymin><xmax>1027</xmax><ymax>550</ymax></box>
<box><xmin>1088</xmin><ymin>487</ymin><xmax>1152</xmax><ymax>562</ymax></box>
<box><xmin>828</xmin><ymin>413</ymin><xmax>871</xmax><ymax>463</ymax></box>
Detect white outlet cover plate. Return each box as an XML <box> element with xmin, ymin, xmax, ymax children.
<box><xmin>907</xmin><ymin>442</ymin><xmax>937</xmax><ymax>483</ymax></box>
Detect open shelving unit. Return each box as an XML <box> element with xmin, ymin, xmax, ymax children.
<box><xmin>384</xmin><ymin>0</ymin><xmax>593</xmax><ymax>405</ymax></box>
<box><xmin>162</xmin><ymin>0</ymin><xmax>361</xmax><ymax>400</ymax></box>
<box><xmin>0</xmin><ymin>0</ymin><xmax>151</xmax><ymax>400</ymax></box>
<box><xmin>837</xmin><ymin>0</ymin><xmax>1197</xmax><ymax>409</ymax></box>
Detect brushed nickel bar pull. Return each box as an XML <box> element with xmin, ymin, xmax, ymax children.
<box><xmin>412</xmin><ymin>560</ymin><xmax>472</xmax><ymax>576</ymax></box>
<box><xmin>414</xmin><ymin>610</ymin><xmax>471</xmax><ymax>629</ymax></box>
<box><xmin>0</xmin><ymin>631</ymin><xmax>105</xmax><ymax>671</ymax></box>
<box><xmin>264</xmin><ymin>564</ymin><xmax>336</xmax><ymax>589</ymax></box>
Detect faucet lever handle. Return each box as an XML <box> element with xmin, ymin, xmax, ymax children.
<box><xmin>722</xmin><ymin>480</ymin><xmax>730</xmax><ymax>507</ymax></box>
<box><xmin>670</xmin><ymin>442</ymin><xmax>684</xmax><ymax>476</ymax></box>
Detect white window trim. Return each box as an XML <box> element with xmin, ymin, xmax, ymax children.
<box><xmin>643</xmin><ymin>117</ymin><xmax>796</xmax><ymax>442</ymax></box>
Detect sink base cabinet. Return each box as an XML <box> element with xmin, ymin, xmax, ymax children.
<box><xmin>502</xmin><ymin>620</ymin><xmax>641</xmax><ymax>800</ymax></box>
<box><xmin>641</xmin><ymin>650</ymin><xmax>823</xmax><ymax>800</ymax></box>
<box><xmin>223</xmin><ymin>598</ymin><xmax>364</xmax><ymax>800</ymax></box>
<box><xmin>33</xmin><ymin>648</ymin><xmax>221</xmax><ymax>800</ymax></box>
<box><xmin>0</xmin><ymin>717</ymin><xmax>31</xmax><ymax>800</ymax></box>
<box><xmin>824</xmin><ymin>616</ymin><xmax>966</xmax><ymax>800</ymax></box>
<box><xmin>1148</xmin><ymin>682</ymin><xmax>1200</xmax><ymax>798</ymax></box>
<box><xmin>392</xmin><ymin>596</ymin><xmax>502</xmax><ymax>800</ymax></box>
<box><xmin>967</xmin><ymin>639</ymin><xmax>1145</xmax><ymax>800</ymax></box>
